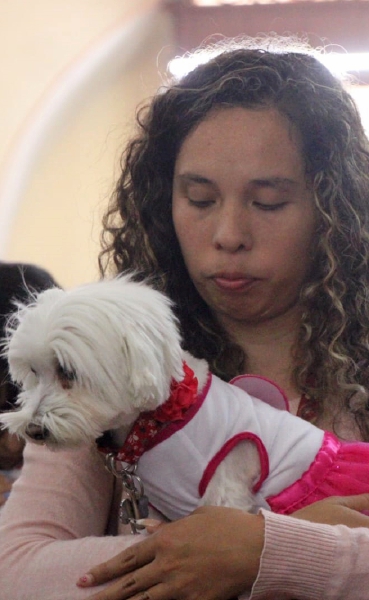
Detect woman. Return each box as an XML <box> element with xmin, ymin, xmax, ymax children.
<box><xmin>2</xmin><ymin>37</ymin><xmax>369</xmax><ymax>600</ymax></box>
<box><xmin>0</xmin><ymin>262</ymin><xmax>58</xmax><ymax>509</ymax></box>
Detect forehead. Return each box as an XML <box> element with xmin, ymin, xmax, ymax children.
<box><xmin>174</xmin><ymin>107</ymin><xmax>305</xmax><ymax>183</ymax></box>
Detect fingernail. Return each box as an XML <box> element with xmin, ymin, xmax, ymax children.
<box><xmin>135</xmin><ymin>518</ymin><xmax>159</xmax><ymax>527</ymax></box>
<box><xmin>77</xmin><ymin>573</ymin><xmax>94</xmax><ymax>586</ymax></box>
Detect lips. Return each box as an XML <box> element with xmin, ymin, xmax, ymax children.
<box><xmin>212</xmin><ymin>273</ymin><xmax>258</xmax><ymax>291</ymax></box>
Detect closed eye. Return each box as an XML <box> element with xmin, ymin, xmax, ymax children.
<box><xmin>188</xmin><ymin>198</ymin><xmax>215</xmax><ymax>209</ymax></box>
<box><xmin>254</xmin><ymin>202</ymin><xmax>287</xmax><ymax>211</ymax></box>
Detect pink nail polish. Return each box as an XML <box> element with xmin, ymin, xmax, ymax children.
<box><xmin>77</xmin><ymin>573</ymin><xmax>94</xmax><ymax>586</ymax></box>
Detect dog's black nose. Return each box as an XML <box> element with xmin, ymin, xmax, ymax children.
<box><xmin>25</xmin><ymin>423</ymin><xmax>49</xmax><ymax>443</ymax></box>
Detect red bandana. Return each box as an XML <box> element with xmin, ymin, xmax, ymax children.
<box><xmin>98</xmin><ymin>361</ymin><xmax>199</xmax><ymax>464</ymax></box>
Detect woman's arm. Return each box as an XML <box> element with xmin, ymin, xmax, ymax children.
<box><xmin>253</xmin><ymin>495</ymin><xmax>369</xmax><ymax>600</ymax></box>
<box><xmin>78</xmin><ymin>496</ymin><xmax>369</xmax><ymax>600</ymax></box>
<box><xmin>0</xmin><ymin>443</ymin><xmax>140</xmax><ymax>600</ymax></box>
<box><xmin>3</xmin><ymin>444</ymin><xmax>369</xmax><ymax>600</ymax></box>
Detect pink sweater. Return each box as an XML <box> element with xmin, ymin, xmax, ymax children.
<box><xmin>1</xmin><ymin>442</ymin><xmax>369</xmax><ymax>599</ymax></box>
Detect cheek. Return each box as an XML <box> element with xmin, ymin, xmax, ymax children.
<box><xmin>276</xmin><ymin>230</ymin><xmax>315</xmax><ymax>283</ymax></box>
<box><xmin>1</xmin><ymin>433</ymin><xmax>24</xmax><ymax>454</ymax></box>
<box><xmin>277</xmin><ymin>206</ymin><xmax>316</xmax><ymax>260</ymax></box>
<box><xmin>173</xmin><ymin>198</ymin><xmax>216</xmax><ymax>247</ymax></box>
<box><xmin>172</xmin><ymin>200</ymin><xmax>188</xmax><ymax>242</ymax></box>
<box><xmin>176</xmin><ymin>232</ymin><xmax>205</xmax><ymax>280</ymax></box>
<box><xmin>172</xmin><ymin>204</ymin><xmax>201</xmax><ymax>266</ymax></box>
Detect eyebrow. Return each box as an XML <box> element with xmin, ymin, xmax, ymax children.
<box><xmin>251</xmin><ymin>177</ymin><xmax>299</xmax><ymax>189</ymax></box>
<box><xmin>175</xmin><ymin>173</ymin><xmax>214</xmax><ymax>186</ymax></box>
<box><xmin>175</xmin><ymin>173</ymin><xmax>299</xmax><ymax>189</ymax></box>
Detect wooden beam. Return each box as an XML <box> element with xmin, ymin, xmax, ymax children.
<box><xmin>166</xmin><ymin>2</ymin><xmax>369</xmax><ymax>53</ymax></box>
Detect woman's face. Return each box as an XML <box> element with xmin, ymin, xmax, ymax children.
<box><xmin>0</xmin><ymin>381</ymin><xmax>24</xmax><ymax>470</ymax></box>
<box><xmin>0</xmin><ymin>431</ymin><xmax>24</xmax><ymax>470</ymax></box>
<box><xmin>172</xmin><ymin>107</ymin><xmax>317</xmax><ymax>330</ymax></box>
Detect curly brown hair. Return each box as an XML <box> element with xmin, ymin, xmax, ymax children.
<box><xmin>99</xmin><ymin>37</ymin><xmax>369</xmax><ymax>438</ymax></box>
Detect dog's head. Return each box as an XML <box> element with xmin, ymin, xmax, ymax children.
<box><xmin>0</xmin><ymin>275</ymin><xmax>184</xmax><ymax>448</ymax></box>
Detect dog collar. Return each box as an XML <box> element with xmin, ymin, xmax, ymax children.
<box><xmin>97</xmin><ymin>361</ymin><xmax>199</xmax><ymax>464</ymax></box>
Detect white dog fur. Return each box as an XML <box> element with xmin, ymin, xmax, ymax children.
<box><xmin>0</xmin><ymin>275</ymin><xmax>327</xmax><ymax>517</ymax></box>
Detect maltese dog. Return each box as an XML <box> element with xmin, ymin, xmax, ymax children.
<box><xmin>1</xmin><ymin>274</ymin><xmax>355</xmax><ymax>523</ymax></box>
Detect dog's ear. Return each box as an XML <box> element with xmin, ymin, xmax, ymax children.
<box><xmin>120</xmin><ymin>320</ymin><xmax>184</xmax><ymax>411</ymax></box>
<box><xmin>128</xmin><ymin>366</ymin><xmax>164</xmax><ymax>405</ymax></box>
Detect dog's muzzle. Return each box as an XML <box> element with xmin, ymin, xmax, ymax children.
<box><xmin>25</xmin><ymin>423</ymin><xmax>50</xmax><ymax>443</ymax></box>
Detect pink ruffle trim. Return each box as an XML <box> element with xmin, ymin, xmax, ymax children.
<box><xmin>267</xmin><ymin>431</ymin><xmax>369</xmax><ymax>514</ymax></box>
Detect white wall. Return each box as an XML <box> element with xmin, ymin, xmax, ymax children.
<box><xmin>0</xmin><ymin>1</ymin><xmax>175</xmax><ymax>288</ymax></box>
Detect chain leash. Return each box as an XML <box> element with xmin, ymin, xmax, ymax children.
<box><xmin>105</xmin><ymin>453</ymin><xmax>149</xmax><ymax>534</ymax></box>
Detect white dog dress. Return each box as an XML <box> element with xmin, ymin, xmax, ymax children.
<box><xmin>100</xmin><ymin>364</ymin><xmax>369</xmax><ymax>521</ymax></box>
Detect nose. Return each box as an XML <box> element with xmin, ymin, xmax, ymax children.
<box><xmin>213</xmin><ymin>203</ymin><xmax>251</xmax><ymax>252</ymax></box>
<box><xmin>25</xmin><ymin>422</ymin><xmax>49</xmax><ymax>443</ymax></box>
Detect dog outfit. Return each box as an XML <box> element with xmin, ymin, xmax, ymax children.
<box><xmin>101</xmin><ymin>365</ymin><xmax>369</xmax><ymax>521</ymax></box>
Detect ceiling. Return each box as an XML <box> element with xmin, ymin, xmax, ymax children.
<box><xmin>187</xmin><ymin>0</ymin><xmax>367</xmax><ymax>5</ymax></box>
<box><xmin>165</xmin><ymin>1</ymin><xmax>369</xmax><ymax>53</ymax></box>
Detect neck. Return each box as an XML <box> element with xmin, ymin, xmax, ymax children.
<box><xmin>220</xmin><ymin>307</ymin><xmax>302</xmax><ymax>401</ymax></box>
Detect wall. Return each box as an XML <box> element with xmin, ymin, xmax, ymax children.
<box><xmin>0</xmin><ymin>1</ymin><xmax>176</xmax><ymax>287</ymax></box>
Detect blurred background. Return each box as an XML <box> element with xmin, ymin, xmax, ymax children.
<box><xmin>0</xmin><ymin>0</ymin><xmax>368</xmax><ymax>288</ymax></box>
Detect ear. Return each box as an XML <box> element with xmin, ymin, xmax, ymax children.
<box><xmin>122</xmin><ymin>328</ymin><xmax>184</xmax><ymax>412</ymax></box>
<box><xmin>129</xmin><ymin>367</ymin><xmax>163</xmax><ymax>407</ymax></box>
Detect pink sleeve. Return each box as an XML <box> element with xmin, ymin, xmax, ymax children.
<box><xmin>0</xmin><ymin>443</ymin><xmax>141</xmax><ymax>600</ymax></box>
<box><xmin>250</xmin><ymin>508</ymin><xmax>369</xmax><ymax>599</ymax></box>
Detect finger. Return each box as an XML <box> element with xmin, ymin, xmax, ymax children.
<box><xmin>78</xmin><ymin>537</ymin><xmax>157</xmax><ymax>587</ymax></box>
<box><xmin>333</xmin><ymin>493</ymin><xmax>369</xmax><ymax>514</ymax></box>
<box><xmin>81</xmin><ymin>552</ymin><xmax>172</xmax><ymax>599</ymax></box>
<box><xmin>85</xmin><ymin>582</ymin><xmax>168</xmax><ymax>600</ymax></box>
<box><xmin>293</xmin><ymin>494</ymin><xmax>369</xmax><ymax>527</ymax></box>
<box><xmin>136</xmin><ymin>519</ymin><xmax>163</xmax><ymax>534</ymax></box>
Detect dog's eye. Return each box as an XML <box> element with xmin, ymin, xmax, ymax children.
<box><xmin>57</xmin><ymin>364</ymin><xmax>77</xmax><ymax>390</ymax></box>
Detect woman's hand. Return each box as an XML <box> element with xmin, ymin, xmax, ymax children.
<box><xmin>292</xmin><ymin>493</ymin><xmax>369</xmax><ymax>527</ymax></box>
<box><xmin>77</xmin><ymin>506</ymin><xmax>265</xmax><ymax>600</ymax></box>
<box><xmin>77</xmin><ymin>494</ymin><xmax>369</xmax><ymax>600</ymax></box>
<box><xmin>0</xmin><ymin>472</ymin><xmax>12</xmax><ymax>506</ymax></box>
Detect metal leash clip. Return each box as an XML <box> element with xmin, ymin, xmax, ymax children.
<box><xmin>105</xmin><ymin>453</ymin><xmax>149</xmax><ymax>534</ymax></box>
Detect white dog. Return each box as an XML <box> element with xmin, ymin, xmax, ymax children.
<box><xmin>2</xmin><ymin>275</ymin><xmax>362</xmax><ymax>524</ymax></box>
